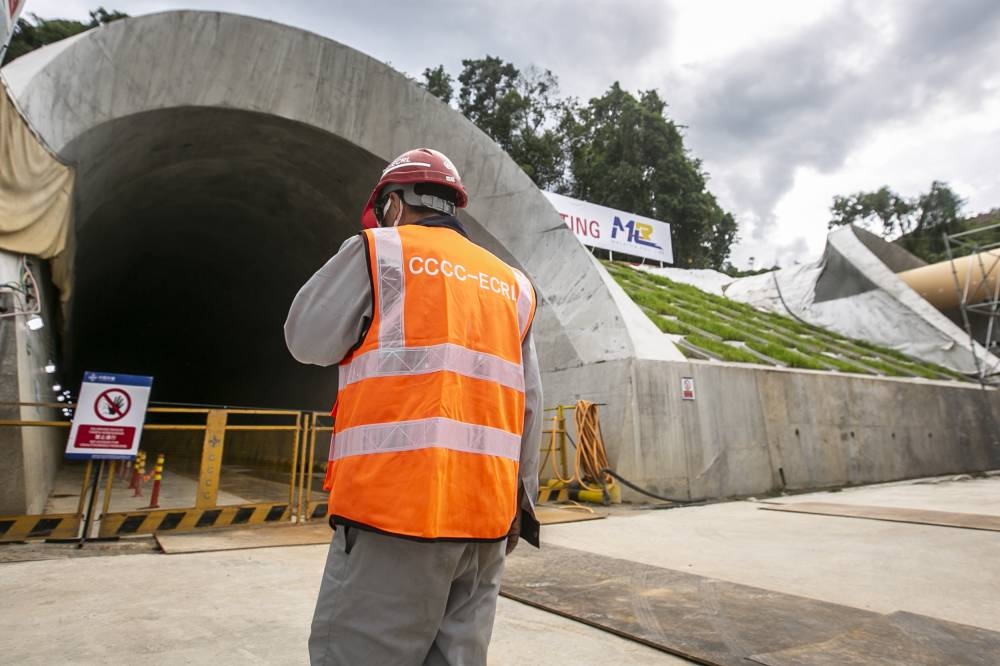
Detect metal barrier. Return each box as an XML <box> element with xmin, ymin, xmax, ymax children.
<box><xmin>540</xmin><ymin>404</ymin><xmax>573</xmax><ymax>490</ymax></box>
<box><xmin>0</xmin><ymin>403</ymin><xmax>332</xmax><ymax>542</ymax></box>
<box><xmin>300</xmin><ymin>411</ymin><xmax>335</xmax><ymax>526</ymax></box>
<box><xmin>1</xmin><ymin>400</ymin><xmax>597</xmax><ymax>541</ymax></box>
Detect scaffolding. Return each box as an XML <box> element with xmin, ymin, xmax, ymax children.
<box><xmin>943</xmin><ymin>222</ymin><xmax>1000</xmax><ymax>386</ymax></box>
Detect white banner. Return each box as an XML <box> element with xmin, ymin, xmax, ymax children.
<box><xmin>543</xmin><ymin>191</ymin><xmax>674</xmax><ymax>264</ymax></box>
<box><xmin>1</xmin><ymin>0</ymin><xmax>26</xmax><ymax>57</ymax></box>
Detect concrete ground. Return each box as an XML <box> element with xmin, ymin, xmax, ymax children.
<box><xmin>2</xmin><ymin>473</ymin><xmax>998</xmax><ymax>664</ymax></box>
<box><xmin>0</xmin><ymin>537</ymin><xmax>686</xmax><ymax>665</ymax></box>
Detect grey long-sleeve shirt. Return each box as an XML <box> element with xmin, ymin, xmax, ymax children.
<box><xmin>284</xmin><ymin>233</ymin><xmax>542</xmax><ymax>517</ymax></box>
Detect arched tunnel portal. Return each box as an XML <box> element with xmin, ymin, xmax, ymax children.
<box><xmin>2</xmin><ymin>10</ymin><xmax>643</xmax><ymax>412</ymax></box>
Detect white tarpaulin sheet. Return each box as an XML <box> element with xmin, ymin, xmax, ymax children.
<box><xmin>543</xmin><ymin>191</ymin><xmax>674</xmax><ymax>264</ymax></box>
<box><xmin>0</xmin><ymin>80</ymin><xmax>74</xmax><ymax>305</ymax></box>
<box><xmin>0</xmin><ymin>83</ymin><xmax>72</xmax><ymax>259</ymax></box>
<box><xmin>725</xmin><ymin>226</ymin><xmax>1000</xmax><ymax>376</ymax></box>
<box><xmin>634</xmin><ymin>264</ymin><xmax>734</xmax><ymax>296</ymax></box>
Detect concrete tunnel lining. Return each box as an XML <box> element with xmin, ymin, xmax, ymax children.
<box><xmin>2</xmin><ymin>10</ymin><xmax>660</xmax><ymax>409</ymax></box>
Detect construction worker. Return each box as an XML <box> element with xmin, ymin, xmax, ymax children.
<box><xmin>285</xmin><ymin>147</ymin><xmax>542</xmax><ymax>666</ymax></box>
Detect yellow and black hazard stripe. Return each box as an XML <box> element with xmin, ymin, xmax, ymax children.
<box><xmin>304</xmin><ymin>500</ymin><xmax>328</xmax><ymax>522</ymax></box>
<box><xmin>537</xmin><ymin>485</ymin><xmax>572</xmax><ymax>503</ymax></box>
<box><xmin>0</xmin><ymin>513</ymin><xmax>81</xmax><ymax>542</ymax></box>
<box><xmin>97</xmin><ymin>501</ymin><xmax>329</xmax><ymax>537</ymax></box>
<box><xmin>537</xmin><ymin>482</ymin><xmax>621</xmax><ymax>505</ymax></box>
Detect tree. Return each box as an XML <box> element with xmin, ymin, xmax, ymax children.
<box><xmin>706</xmin><ymin>210</ymin><xmax>739</xmax><ymax>270</ymax></box>
<box><xmin>445</xmin><ymin>56</ymin><xmax>569</xmax><ymax>190</ymax></box>
<box><xmin>828</xmin><ymin>181</ymin><xmax>965</xmax><ymax>262</ymax></box>
<box><xmin>420</xmin><ymin>65</ymin><xmax>453</xmax><ymax>104</ymax></box>
<box><xmin>2</xmin><ymin>7</ymin><xmax>127</xmax><ymax>65</ymax></box>
<box><xmin>418</xmin><ymin>62</ymin><xmax>739</xmax><ymax>267</ymax></box>
<box><xmin>456</xmin><ymin>56</ymin><xmax>522</xmax><ymax>146</ymax></box>
<box><xmin>915</xmin><ymin>180</ymin><xmax>963</xmax><ymax>235</ymax></box>
<box><xmin>828</xmin><ymin>186</ymin><xmax>915</xmax><ymax>236</ymax></box>
<box><xmin>88</xmin><ymin>8</ymin><xmax>128</xmax><ymax>25</ymax></box>
<box><xmin>563</xmin><ymin>83</ymin><xmax>733</xmax><ymax>268</ymax></box>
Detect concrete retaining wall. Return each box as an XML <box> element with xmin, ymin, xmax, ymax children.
<box><xmin>542</xmin><ymin>360</ymin><xmax>1000</xmax><ymax>502</ymax></box>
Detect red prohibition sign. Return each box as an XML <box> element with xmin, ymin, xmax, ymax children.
<box><xmin>95</xmin><ymin>388</ymin><xmax>131</xmax><ymax>422</ymax></box>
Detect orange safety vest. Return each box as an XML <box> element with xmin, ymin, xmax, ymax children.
<box><xmin>324</xmin><ymin>224</ymin><xmax>536</xmax><ymax>541</ymax></box>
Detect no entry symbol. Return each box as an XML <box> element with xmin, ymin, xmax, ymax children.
<box><xmin>95</xmin><ymin>388</ymin><xmax>131</xmax><ymax>421</ymax></box>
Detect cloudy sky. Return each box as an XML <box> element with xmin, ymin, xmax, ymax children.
<box><xmin>18</xmin><ymin>0</ymin><xmax>1000</xmax><ymax>268</ymax></box>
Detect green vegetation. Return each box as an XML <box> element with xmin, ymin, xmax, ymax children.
<box><xmin>685</xmin><ymin>335</ymin><xmax>760</xmax><ymax>363</ymax></box>
<box><xmin>604</xmin><ymin>261</ymin><xmax>971</xmax><ymax>382</ymax></box>
<box><xmin>828</xmin><ymin>181</ymin><xmax>999</xmax><ymax>264</ymax></box>
<box><xmin>2</xmin><ymin>8</ymin><xmax>128</xmax><ymax>66</ymax></box>
<box><xmin>652</xmin><ymin>316</ymin><xmax>692</xmax><ymax>336</ymax></box>
<box><xmin>420</xmin><ymin>60</ymin><xmax>737</xmax><ymax>269</ymax></box>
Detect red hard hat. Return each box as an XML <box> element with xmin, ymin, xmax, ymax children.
<box><xmin>361</xmin><ymin>208</ymin><xmax>379</xmax><ymax>230</ymax></box>
<box><xmin>361</xmin><ymin>148</ymin><xmax>468</xmax><ymax>228</ymax></box>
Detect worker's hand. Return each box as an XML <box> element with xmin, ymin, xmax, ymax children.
<box><xmin>505</xmin><ymin>509</ymin><xmax>521</xmax><ymax>555</ymax></box>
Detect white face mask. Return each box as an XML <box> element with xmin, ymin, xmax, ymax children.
<box><xmin>381</xmin><ymin>193</ymin><xmax>403</xmax><ymax>228</ymax></box>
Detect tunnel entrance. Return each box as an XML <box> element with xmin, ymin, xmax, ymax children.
<box><xmin>62</xmin><ymin>107</ymin><xmax>384</xmax><ymax>409</ymax></box>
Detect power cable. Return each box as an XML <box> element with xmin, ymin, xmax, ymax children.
<box><xmin>557</xmin><ymin>400</ymin><xmax>699</xmax><ymax>505</ymax></box>
<box><xmin>598</xmin><ymin>468</ymin><xmax>700</xmax><ymax>505</ymax></box>
<box><xmin>0</xmin><ymin>256</ymin><xmax>42</xmax><ymax>320</ymax></box>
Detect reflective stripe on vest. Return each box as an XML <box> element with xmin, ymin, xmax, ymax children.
<box><xmin>375</xmin><ymin>229</ymin><xmax>405</xmax><ymax>348</ymax></box>
<box><xmin>340</xmin><ymin>343</ymin><xmax>525</xmax><ymax>392</ymax></box>
<box><xmin>330</xmin><ymin>417</ymin><xmax>521</xmax><ymax>461</ymax></box>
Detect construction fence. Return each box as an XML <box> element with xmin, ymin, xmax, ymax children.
<box><xmin>0</xmin><ymin>403</ymin><xmax>332</xmax><ymax>542</ymax></box>
<box><xmin>1</xmin><ymin>400</ymin><xmax>607</xmax><ymax>542</ymax></box>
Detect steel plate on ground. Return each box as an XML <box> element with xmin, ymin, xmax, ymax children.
<box><xmin>501</xmin><ymin>544</ymin><xmax>883</xmax><ymax>665</ymax></box>
<box><xmin>759</xmin><ymin>502</ymin><xmax>1000</xmax><ymax>532</ymax></box>
<box><xmin>156</xmin><ymin>522</ymin><xmax>332</xmax><ymax>554</ymax></box>
<box><xmin>749</xmin><ymin>611</ymin><xmax>1000</xmax><ymax>666</ymax></box>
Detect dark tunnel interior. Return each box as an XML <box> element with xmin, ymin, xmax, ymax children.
<box><xmin>60</xmin><ymin>107</ymin><xmax>389</xmax><ymax>409</ymax></box>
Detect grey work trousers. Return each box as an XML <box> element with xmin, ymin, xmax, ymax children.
<box><xmin>309</xmin><ymin>526</ymin><xmax>507</xmax><ymax>666</ymax></box>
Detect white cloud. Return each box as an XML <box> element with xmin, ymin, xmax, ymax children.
<box><xmin>14</xmin><ymin>0</ymin><xmax>1000</xmax><ymax>268</ymax></box>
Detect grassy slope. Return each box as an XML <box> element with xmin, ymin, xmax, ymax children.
<box><xmin>604</xmin><ymin>261</ymin><xmax>970</xmax><ymax>382</ymax></box>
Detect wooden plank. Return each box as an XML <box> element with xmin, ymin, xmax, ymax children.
<box><xmin>749</xmin><ymin>611</ymin><xmax>1000</xmax><ymax>666</ymax></box>
<box><xmin>759</xmin><ymin>502</ymin><xmax>1000</xmax><ymax>532</ymax></box>
<box><xmin>156</xmin><ymin>522</ymin><xmax>331</xmax><ymax>554</ymax></box>
<box><xmin>501</xmin><ymin>544</ymin><xmax>882</xmax><ymax>666</ymax></box>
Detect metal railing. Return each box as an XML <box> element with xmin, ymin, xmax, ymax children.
<box><xmin>2</xmin><ymin>399</ymin><xmax>605</xmax><ymax>542</ymax></box>
<box><xmin>0</xmin><ymin>403</ymin><xmax>332</xmax><ymax>541</ymax></box>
